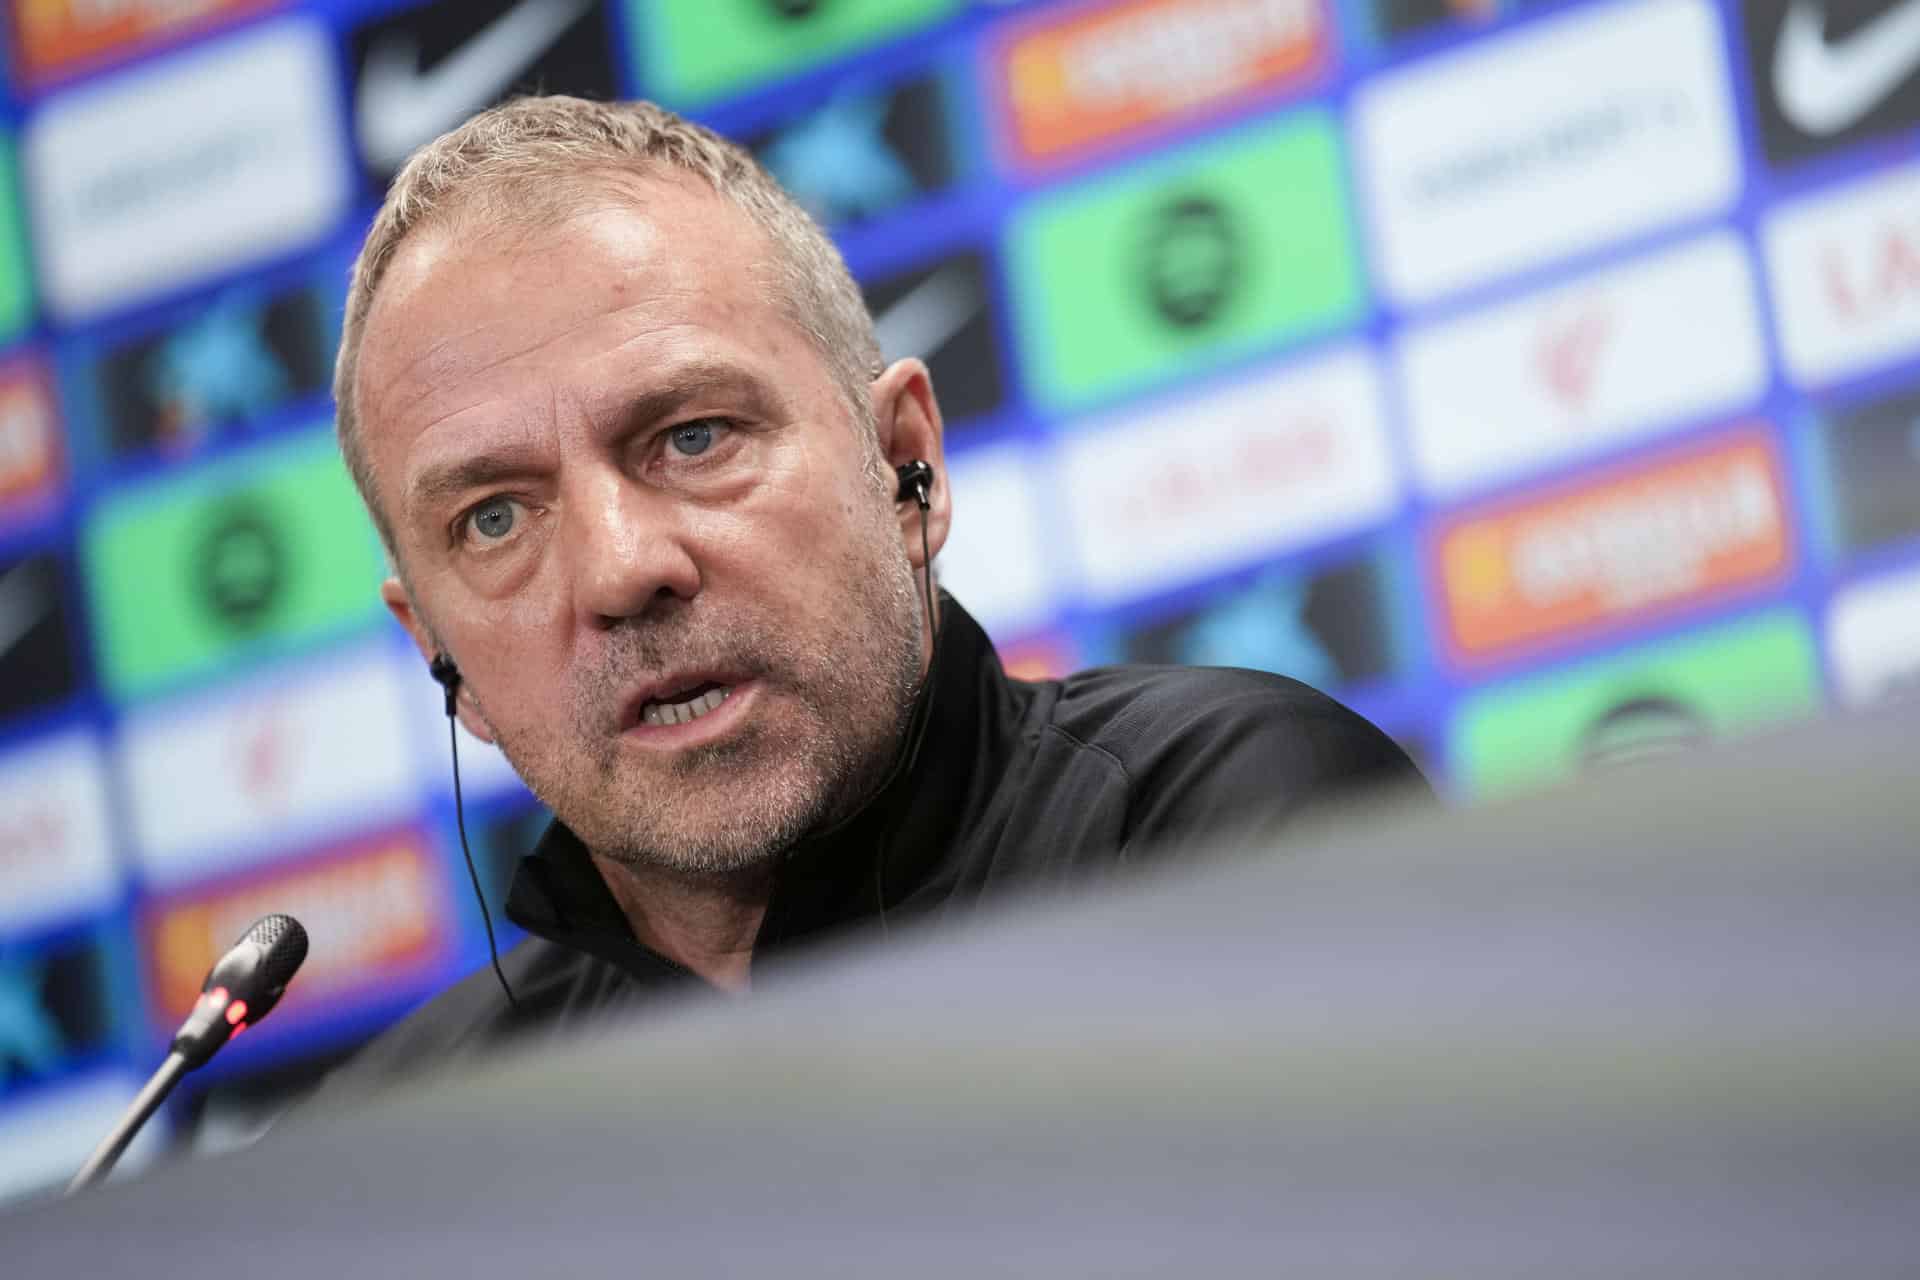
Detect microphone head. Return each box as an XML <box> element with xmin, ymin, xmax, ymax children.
<box><xmin>204</xmin><ymin>914</ymin><xmax>309</xmax><ymax>1023</ymax></box>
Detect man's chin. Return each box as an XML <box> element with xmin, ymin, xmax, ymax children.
<box><xmin>573</xmin><ymin>763</ymin><xmax>840</xmax><ymax>878</ymax></box>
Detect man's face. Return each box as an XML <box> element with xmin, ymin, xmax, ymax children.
<box><xmin>355</xmin><ymin>180</ymin><xmax>934</xmax><ymax>874</ymax></box>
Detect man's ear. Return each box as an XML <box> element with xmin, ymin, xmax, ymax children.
<box><xmin>382</xmin><ymin>576</ymin><xmax>496</xmax><ymax>744</ymax></box>
<box><xmin>869</xmin><ymin>357</ymin><xmax>951</xmax><ymax>571</ymax></box>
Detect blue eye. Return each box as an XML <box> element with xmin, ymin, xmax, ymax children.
<box><xmin>471</xmin><ymin>498</ymin><xmax>515</xmax><ymax>540</ymax></box>
<box><xmin>669</xmin><ymin>421</ymin><xmax>715</xmax><ymax>457</ymax></box>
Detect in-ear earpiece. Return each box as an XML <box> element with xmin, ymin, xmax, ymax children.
<box><xmin>426</xmin><ymin>649</ymin><xmax>519</xmax><ymax>1013</ymax></box>
<box><xmin>895</xmin><ymin>459</ymin><xmax>933</xmax><ymax>510</ymax></box>
<box><xmin>429</xmin><ymin>653</ymin><xmax>461</xmax><ymax>717</ymax></box>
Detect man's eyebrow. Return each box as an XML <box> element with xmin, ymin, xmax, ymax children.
<box><xmin>408</xmin><ymin>450</ymin><xmax>544</xmax><ymax>513</ymax></box>
<box><xmin>606</xmin><ymin>360</ymin><xmax>784</xmax><ymax>431</ymax></box>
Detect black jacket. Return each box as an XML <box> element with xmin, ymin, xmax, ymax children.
<box><xmin>318</xmin><ymin>595</ymin><xmax>1425</xmax><ymax>1094</ymax></box>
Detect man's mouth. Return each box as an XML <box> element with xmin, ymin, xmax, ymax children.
<box><xmin>639</xmin><ymin>681</ymin><xmax>733</xmax><ymax>727</ymax></box>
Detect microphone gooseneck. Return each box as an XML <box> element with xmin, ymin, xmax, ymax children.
<box><xmin>66</xmin><ymin>915</ymin><xmax>308</xmax><ymax>1196</ymax></box>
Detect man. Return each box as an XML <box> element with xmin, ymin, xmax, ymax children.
<box><xmin>323</xmin><ymin>96</ymin><xmax>1424</xmax><ymax>1090</ymax></box>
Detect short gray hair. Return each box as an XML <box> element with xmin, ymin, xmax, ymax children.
<box><xmin>334</xmin><ymin>95</ymin><xmax>884</xmax><ymax>551</ymax></box>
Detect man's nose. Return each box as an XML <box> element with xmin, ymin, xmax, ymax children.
<box><xmin>564</xmin><ymin>473</ymin><xmax>701</xmax><ymax>626</ymax></box>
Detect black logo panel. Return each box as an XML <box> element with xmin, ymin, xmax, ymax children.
<box><xmin>349</xmin><ymin>0</ymin><xmax>618</xmax><ymax>186</ymax></box>
<box><xmin>1367</xmin><ymin>0</ymin><xmax>1551</xmax><ymax>45</ymax></box>
<box><xmin>1743</xmin><ymin>0</ymin><xmax>1920</xmax><ymax>167</ymax></box>
<box><xmin>862</xmin><ymin>249</ymin><xmax>1006</xmax><ymax>431</ymax></box>
<box><xmin>97</xmin><ymin>280</ymin><xmax>333</xmax><ymax>459</ymax></box>
<box><xmin>0</xmin><ymin>937</ymin><xmax>114</xmax><ymax>1089</ymax></box>
<box><xmin>1125</xmin><ymin>555</ymin><xmax>1395</xmax><ymax>692</ymax></box>
<box><xmin>1820</xmin><ymin>381</ymin><xmax>1920</xmax><ymax>557</ymax></box>
<box><xmin>0</xmin><ymin>551</ymin><xmax>79</xmax><ymax>726</ymax></box>
<box><xmin>749</xmin><ymin>71</ymin><xmax>958</xmax><ymax>230</ymax></box>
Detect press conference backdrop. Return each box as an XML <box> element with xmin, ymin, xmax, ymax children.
<box><xmin>1</xmin><ymin>0</ymin><xmax>1917</xmax><ymax>1201</ymax></box>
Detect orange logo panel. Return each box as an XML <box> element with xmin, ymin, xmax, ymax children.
<box><xmin>0</xmin><ymin>358</ymin><xmax>61</xmax><ymax>513</ymax></box>
<box><xmin>997</xmin><ymin>0</ymin><xmax>1328</xmax><ymax>169</ymax></box>
<box><xmin>1437</xmin><ymin>429</ymin><xmax>1792</xmax><ymax>662</ymax></box>
<box><xmin>143</xmin><ymin>828</ymin><xmax>450</xmax><ymax>1030</ymax></box>
<box><xmin>12</xmin><ymin>0</ymin><xmax>275</xmax><ymax>82</ymax></box>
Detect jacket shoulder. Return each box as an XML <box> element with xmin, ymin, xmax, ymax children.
<box><xmin>1048</xmin><ymin>664</ymin><xmax>1427</xmax><ymax>851</ymax></box>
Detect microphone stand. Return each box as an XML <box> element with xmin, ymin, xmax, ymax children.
<box><xmin>66</xmin><ymin>1051</ymin><xmax>189</xmax><ymax>1195</ymax></box>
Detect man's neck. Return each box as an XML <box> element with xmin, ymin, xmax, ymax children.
<box><xmin>588</xmin><ymin>854</ymin><xmax>774</xmax><ymax>992</ymax></box>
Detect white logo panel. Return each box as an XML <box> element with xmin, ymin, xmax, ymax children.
<box><xmin>1353</xmin><ymin>0</ymin><xmax>1741</xmax><ymax>307</ymax></box>
<box><xmin>1396</xmin><ymin>232</ymin><xmax>1768</xmax><ymax>498</ymax></box>
<box><xmin>1828</xmin><ymin>564</ymin><xmax>1920</xmax><ymax>707</ymax></box>
<box><xmin>1062</xmin><ymin>347</ymin><xmax>1399</xmax><ymax>605</ymax></box>
<box><xmin>23</xmin><ymin>18</ymin><xmax>349</xmax><ymax>321</ymax></box>
<box><xmin>121</xmin><ymin>643</ymin><xmax>421</xmax><ymax>890</ymax></box>
<box><xmin>0</xmin><ymin>730</ymin><xmax>119</xmax><ymax>935</ymax></box>
<box><xmin>1764</xmin><ymin>163</ymin><xmax>1920</xmax><ymax>389</ymax></box>
<box><xmin>937</xmin><ymin>443</ymin><xmax>1057</xmax><ymax>637</ymax></box>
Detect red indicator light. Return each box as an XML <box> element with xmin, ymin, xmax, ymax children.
<box><xmin>208</xmin><ymin>986</ymin><xmax>228</xmax><ymax>1006</ymax></box>
<box><xmin>225</xmin><ymin>1000</ymin><xmax>249</xmax><ymax>1026</ymax></box>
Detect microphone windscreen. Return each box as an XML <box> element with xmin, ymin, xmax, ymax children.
<box><xmin>241</xmin><ymin>914</ymin><xmax>308</xmax><ymax>993</ymax></box>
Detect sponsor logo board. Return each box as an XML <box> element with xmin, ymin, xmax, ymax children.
<box><xmin>0</xmin><ymin>731</ymin><xmax>119</xmax><ymax>935</ymax></box>
<box><xmin>0</xmin><ymin>931</ymin><xmax>117</xmax><ymax>1096</ymax></box>
<box><xmin>1450</xmin><ymin>609</ymin><xmax>1823</xmax><ymax>796</ymax></box>
<box><xmin>1008</xmin><ymin>111</ymin><xmax>1362</xmax><ymax>413</ymax></box>
<box><xmin>8</xmin><ymin>0</ymin><xmax>275</xmax><ymax>85</ymax></box>
<box><xmin>0</xmin><ymin>550</ymin><xmax>80</xmax><ymax>727</ymax></box>
<box><xmin>1764</xmin><ymin>163</ymin><xmax>1920</xmax><ymax>389</ymax></box>
<box><xmin>750</xmin><ymin>67</ymin><xmax>962</xmax><ymax>230</ymax></box>
<box><xmin>140</xmin><ymin>825</ymin><xmax>452</xmax><ymax>1037</ymax></box>
<box><xmin>1810</xmin><ymin>378</ymin><xmax>1920</xmax><ymax>558</ymax></box>
<box><xmin>1741</xmin><ymin>0</ymin><xmax>1920</xmax><ymax>169</ymax></box>
<box><xmin>1396</xmin><ymin>231</ymin><xmax>1768</xmax><ymax>498</ymax></box>
<box><xmin>82</xmin><ymin>428</ymin><xmax>385</xmax><ymax>702</ymax></box>
<box><xmin>1827</xmin><ymin>564</ymin><xmax>1920</xmax><ymax>706</ymax></box>
<box><xmin>349</xmin><ymin>0</ymin><xmax>619</xmax><ymax>186</ymax></box>
<box><xmin>0</xmin><ymin>1072</ymin><xmax>166</xmax><ymax>1202</ymax></box>
<box><xmin>121</xmin><ymin>643</ymin><xmax>423</xmax><ymax>890</ymax></box>
<box><xmin>630</xmin><ymin>0</ymin><xmax>963</xmax><ymax>108</ymax></box>
<box><xmin>1353</xmin><ymin>0</ymin><xmax>1741</xmax><ymax>306</ymax></box>
<box><xmin>0</xmin><ymin>135</ymin><xmax>34</xmax><ymax>347</ymax></box>
<box><xmin>1119</xmin><ymin>548</ymin><xmax>1401</xmax><ymax>692</ymax></box>
<box><xmin>1061</xmin><ymin>346</ymin><xmax>1399</xmax><ymax>604</ymax></box>
<box><xmin>863</xmin><ymin>247</ymin><xmax>1006</xmax><ymax>431</ymax></box>
<box><xmin>79</xmin><ymin>272</ymin><xmax>338</xmax><ymax>463</ymax></box>
<box><xmin>22</xmin><ymin>18</ymin><xmax>349</xmax><ymax>322</ymax></box>
<box><xmin>1366</xmin><ymin>0</ymin><xmax>1543</xmax><ymax>44</ymax></box>
<box><xmin>991</xmin><ymin>0</ymin><xmax>1330</xmax><ymax>172</ymax></box>
<box><xmin>0</xmin><ymin>356</ymin><xmax>63</xmax><ymax>527</ymax></box>
<box><xmin>1435</xmin><ymin>428</ymin><xmax>1793</xmax><ymax>664</ymax></box>
<box><xmin>935</xmin><ymin>442</ymin><xmax>1056</xmax><ymax>636</ymax></box>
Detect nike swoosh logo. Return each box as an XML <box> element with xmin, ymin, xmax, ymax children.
<box><xmin>356</xmin><ymin>0</ymin><xmax>596</xmax><ymax>173</ymax></box>
<box><xmin>873</xmin><ymin>264</ymin><xmax>982</xmax><ymax>363</ymax></box>
<box><xmin>1773</xmin><ymin>0</ymin><xmax>1920</xmax><ymax>136</ymax></box>
<box><xmin>0</xmin><ymin>562</ymin><xmax>51</xmax><ymax>664</ymax></box>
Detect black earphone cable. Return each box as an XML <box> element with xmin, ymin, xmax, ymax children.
<box><xmin>446</xmin><ymin>713</ymin><xmax>520</xmax><ymax>1013</ymax></box>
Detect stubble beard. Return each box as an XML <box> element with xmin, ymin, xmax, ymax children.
<box><xmin>485</xmin><ymin>528</ymin><xmax>927</xmax><ymax>879</ymax></box>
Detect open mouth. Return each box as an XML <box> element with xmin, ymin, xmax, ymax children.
<box><xmin>639</xmin><ymin>681</ymin><xmax>733</xmax><ymax>727</ymax></box>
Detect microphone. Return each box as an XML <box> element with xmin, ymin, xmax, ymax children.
<box><xmin>67</xmin><ymin>914</ymin><xmax>308</xmax><ymax>1195</ymax></box>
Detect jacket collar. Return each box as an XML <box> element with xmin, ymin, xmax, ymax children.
<box><xmin>503</xmin><ymin>593</ymin><xmax>1015</xmax><ymax>967</ymax></box>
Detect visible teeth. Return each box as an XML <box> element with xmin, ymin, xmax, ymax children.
<box><xmin>642</xmin><ymin>685</ymin><xmax>731</xmax><ymax>727</ymax></box>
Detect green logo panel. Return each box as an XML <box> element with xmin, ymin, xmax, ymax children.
<box><xmin>83</xmin><ymin>429</ymin><xmax>387</xmax><ymax>702</ymax></box>
<box><xmin>1451</xmin><ymin>611</ymin><xmax>1824</xmax><ymax>800</ymax></box>
<box><xmin>1007</xmin><ymin>111</ymin><xmax>1364</xmax><ymax>416</ymax></box>
<box><xmin>0</xmin><ymin>134</ymin><xmax>36</xmax><ymax>344</ymax></box>
<box><xmin>632</xmin><ymin>0</ymin><xmax>962</xmax><ymax>107</ymax></box>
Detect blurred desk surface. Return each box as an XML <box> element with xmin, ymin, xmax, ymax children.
<box><xmin>9</xmin><ymin>706</ymin><xmax>1918</xmax><ymax>1277</ymax></box>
